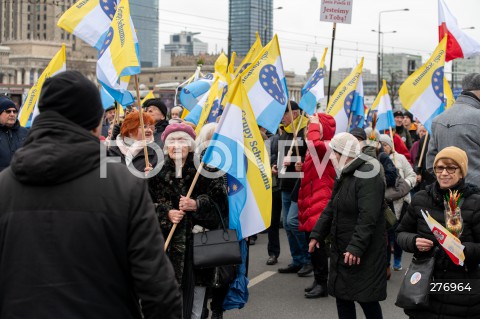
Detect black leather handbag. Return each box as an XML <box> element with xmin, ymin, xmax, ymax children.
<box><xmin>193</xmin><ymin>203</ymin><xmax>242</xmax><ymax>269</ymax></box>
<box><xmin>395</xmin><ymin>249</ymin><xmax>437</xmax><ymax>309</ymax></box>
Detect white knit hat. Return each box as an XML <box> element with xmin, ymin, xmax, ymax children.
<box><xmin>329</xmin><ymin>132</ymin><xmax>360</xmax><ymax>158</ymax></box>
<box><xmin>379</xmin><ymin>134</ymin><xmax>394</xmax><ymax>149</ymax></box>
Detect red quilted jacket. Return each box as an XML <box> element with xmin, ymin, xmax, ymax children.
<box><xmin>298</xmin><ymin>114</ymin><xmax>336</xmax><ymax>232</ymax></box>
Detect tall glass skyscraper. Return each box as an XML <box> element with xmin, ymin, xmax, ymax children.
<box><xmin>131</xmin><ymin>0</ymin><xmax>159</xmax><ymax>67</ymax></box>
<box><xmin>229</xmin><ymin>0</ymin><xmax>273</xmax><ymax>57</ymax></box>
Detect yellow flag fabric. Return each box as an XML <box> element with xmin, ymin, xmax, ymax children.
<box><xmin>57</xmin><ymin>0</ymin><xmax>117</xmax><ymax>50</ymax></box>
<box><xmin>399</xmin><ymin>35</ymin><xmax>448</xmax><ymax>133</ymax></box>
<box><xmin>444</xmin><ymin>77</ymin><xmax>455</xmax><ymax>109</ymax></box>
<box><xmin>19</xmin><ymin>44</ymin><xmax>67</xmax><ymax>127</ymax></box>
<box><xmin>240</xmin><ymin>34</ymin><xmax>288</xmax><ymax>134</ymax></box>
<box><xmin>141</xmin><ymin>91</ymin><xmax>155</xmax><ymax>106</ymax></box>
<box><xmin>227</xmin><ymin>52</ymin><xmax>236</xmax><ymax>84</ymax></box>
<box><xmin>96</xmin><ymin>0</ymin><xmax>140</xmax><ymax>89</ymax></box>
<box><xmin>202</xmin><ymin>77</ymin><xmax>272</xmax><ymax>238</ymax></box>
<box><xmin>325</xmin><ymin>58</ymin><xmax>364</xmax><ymax>134</ymax></box>
<box><xmin>235</xmin><ymin>33</ymin><xmax>262</xmax><ymax>77</ymax></box>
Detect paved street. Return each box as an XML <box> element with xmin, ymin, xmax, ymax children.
<box><xmin>224</xmin><ymin>231</ymin><xmax>410</xmax><ymax>319</ymax></box>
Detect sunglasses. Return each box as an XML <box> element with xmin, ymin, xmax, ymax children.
<box><xmin>3</xmin><ymin>109</ymin><xmax>18</xmax><ymax>114</ymax></box>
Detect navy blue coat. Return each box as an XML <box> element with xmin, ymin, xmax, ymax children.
<box><xmin>0</xmin><ymin>120</ymin><xmax>28</xmax><ymax>171</ymax></box>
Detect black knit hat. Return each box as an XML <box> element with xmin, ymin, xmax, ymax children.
<box><xmin>284</xmin><ymin>100</ymin><xmax>300</xmax><ymax>113</ymax></box>
<box><xmin>0</xmin><ymin>96</ymin><xmax>17</xmax><ymax>114</ymax></box>
<box><xmin>393</xmin><ymin>110</ymin><xmax>404</xmax><ymax>118</ymax></box>
<box><xmin>143</xmin><ymin>98</ymin><xmax>167</xmax><ymax>117</ymax></box>
<box><xmin>350</xmin><ymin>127</ymin><xmax>366</xmax><ymax>141</ymax></box>
<box><xmin>404</xmin><ymin>111</ymin><xmax>414</xmax><ymax>122</ymax></box>
<box><xmin>38</xmin><ymin>71</ymin><xmax>104</xmax><ymax>130</ymax></box>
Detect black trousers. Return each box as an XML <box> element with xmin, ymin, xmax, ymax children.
<box><xmin>267</xmin><ymin>190</ymin><xmax>282</xmax><ymax>257</ymax></box>
<box><xmin>305</xmin><ymin>232</ymin><xmax>329</xmax><ymax>283</ymax></box>
<box><xmin>336</xmin><ymin>298</ymin><xmax>383</xmax><ymax>319</ymax></box>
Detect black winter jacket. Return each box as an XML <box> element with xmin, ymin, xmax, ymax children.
<box><xmin>396</xmin><ymin>181</ymin><xmax>480</xmax><ymax>319</ymax></box>
<box><xmin>0</xmin><ymin>120</ymin><xmax>28</xmax><ymax>171</ymax></box>
<box><xmin>310</xmin><ymin>155</ymin><xmax>387</xmax><ymax>302</ymax></box>
<box><xmin>277</xmin><ymin>127</ymin><xmax>307</xmax><ymax>191</ymax></box>
<box><xmin>0</xmin><ymin>111</ymin><xmax>181</xmax><ymax>319</ymax></box>
<box><xmin>153</xmin><ymin>119</ymin><xmax>169</xmax><ymax>149</ymax></box>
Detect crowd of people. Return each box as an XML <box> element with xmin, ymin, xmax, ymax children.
<box><xmin>0</xmin><ymin>70</ymin><xmax>479</xmax><ymax>319</ymax></box>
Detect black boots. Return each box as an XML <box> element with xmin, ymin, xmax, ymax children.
<box><xmin>211</xmin><ymin>309</ymin><xmax>223</xmax><ymax>319</ymax></box>
<box><xmin>305</xmin><ymin>280</ymin><xmax>328</xmax><ymax>298</ymax></box>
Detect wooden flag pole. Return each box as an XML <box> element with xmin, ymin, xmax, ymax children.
<box><xmin>347</xmin><ymin>111</ymin><xmax>353</xmax><ymax>132</ymax></box>
<box><xmin>388</xmin><ymin>127</ymin><xmax>397</xmax><ymax>165</ymax></box>
<box><xmin>134</xmin><ymin>75</ymin><xmax>150</xmax><ymax>169</ymax></box>
<box><xmin>417</xmin><ymin>131</ymin><xmax>429</xmax><ymax>168</ymax></box>
<box><xmin>326</xmin><ymin>22</ymin><xmax>336</xmax><ymax>106</ymax></box>
<box><xmin>164</xmin><ymin>164</ymin><xmax>204</xmax><ymax>251</ymax></box>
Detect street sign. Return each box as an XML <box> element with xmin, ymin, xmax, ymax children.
<box><xmin>320</xmin><ymin>0</ymin><xmax>353</xmax><ymax>24</ymax></box>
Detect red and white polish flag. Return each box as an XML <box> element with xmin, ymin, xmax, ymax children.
<box><xmin>438</xmin><ymin>0</ymin><xmax>480</xmax><ymax>62</ymax></box>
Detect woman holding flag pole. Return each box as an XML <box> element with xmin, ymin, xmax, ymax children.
<box><xmin>396</xmin><ymin>146</ymin><xmax>480</xmax><ymax>318</ymax></box>
<box><xmin>148</xmin><ymin>123</ymin><xmax>228</xmax><ymax>319</ymax></box>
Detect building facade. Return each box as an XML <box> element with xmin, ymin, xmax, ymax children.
<box><xmin>229</xmin><ymin>0</ymin><xmax>273</xmax><ymax>56</ymax></box>
<box><xmin>161</xmin><ymin>31</ymin><xmax>209</xmax><ymax>66</ymax></box>
<box><xmin>0</xmin><ymin>0</ymin><xmax>97</xmax><ymax>104</ymax></box>
<box><xmin>382</xmin><ymin>53</ymin><xmax>422</xmax><ymax>82</ymax></box>
<box><xmin>452</xmin><ymin>55</ymin><xmax>480</xmax><ymax>89</ymax></box>
<box><xmin>131</xmin><ymin>0</ymin><xmax>159</xmax><ymax>67</ymax></box>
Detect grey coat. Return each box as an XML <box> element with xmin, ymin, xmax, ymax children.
<box><xmin>427</xmin><ymin>93</ymin><xmax>480</xmax><ymax>186</ymax></box>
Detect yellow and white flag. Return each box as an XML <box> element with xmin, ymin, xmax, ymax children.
<box><xmin>19</xmin><ymin>44</ymin><xmax>67</xmax><ymax>127</ymax></box>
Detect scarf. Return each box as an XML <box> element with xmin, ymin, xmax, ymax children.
<box><xmin>283</xmin><ymin>115</ymin><xmax>309</xmax><ymax>134</ymax></box>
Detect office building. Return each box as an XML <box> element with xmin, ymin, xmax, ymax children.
<box><xmin>131</xmin><ymin>0</ymin><xmax>159</xmax><ymax>67</ymax></box>
<box><xmin>229</xmin><ymin>0</ymin><xmax>273</xmax><ymax>56</ymax></box>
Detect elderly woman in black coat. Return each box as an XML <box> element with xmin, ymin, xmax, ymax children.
<box><xmin>396</xmin><ymin>146</ymin><xmax>480</xmax><ymax>319</ymax></box>
<box><xmin>309</xmin><ymin>132</ymin><xmax>387</xmax><ymax>319</ymax></box>
<box><xmin>148</xmin><ymin>123</ymin><xmax>228</xmax><ymax>319</ymax></box>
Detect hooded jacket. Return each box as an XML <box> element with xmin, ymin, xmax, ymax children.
<box><xmin>310</xmin><ymin>155</ymin><xmax>387</xmax><ymax>302</ymax></box>
<box><xmin>0</xmin><ymin>111</ymin><xmax>181</xmax><ymax>319</ymax></box>
<box><xmin>298</xmin><ymin>114</ymin><xmax>336</xmax><ymax>232</ymax></box>
<box><xmin>0</xmin><ymin>119</ymin><xmax>28</xmax><ymax>171</ymax></box>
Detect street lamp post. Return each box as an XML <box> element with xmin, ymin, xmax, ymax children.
<box><xmin>372</xmin><ymin>29</ymin><xmax>396</xmax><ymax>84</ymax></box>
<box><xmin>376</xmin><ymin>8</ymin><xmax>409</xmax><ymax>92</ymax></box>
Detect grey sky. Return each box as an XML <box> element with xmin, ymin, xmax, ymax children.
<box><xmin>159</xmin><ymin>0</ymin><xmax>479</xmax><ymax>76</ymax></box>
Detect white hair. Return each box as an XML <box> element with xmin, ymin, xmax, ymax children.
<box><xmin>163</xmin><ymin>131</ymin><xmax>195</xmax><ymax>153</ymax></box>
<box><xmin>195</xmin><ymin>123</ymin><xmax>217</xmax><ymax>155</ymax></box>
<box><xmin>171</xmin><ymin>106</ymin><xmax>183</xmax><ymax>114</ymax></box>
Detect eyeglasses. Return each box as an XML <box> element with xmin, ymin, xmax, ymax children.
<box><xmin>434</xmin><ymin>166</ymin><xmax>459</xmax><ymax>174</ymax></box>
<box><xmin>3</xmin><ymin>109</ymin><xmax>18</xmax><ymax>114</ymax></box>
